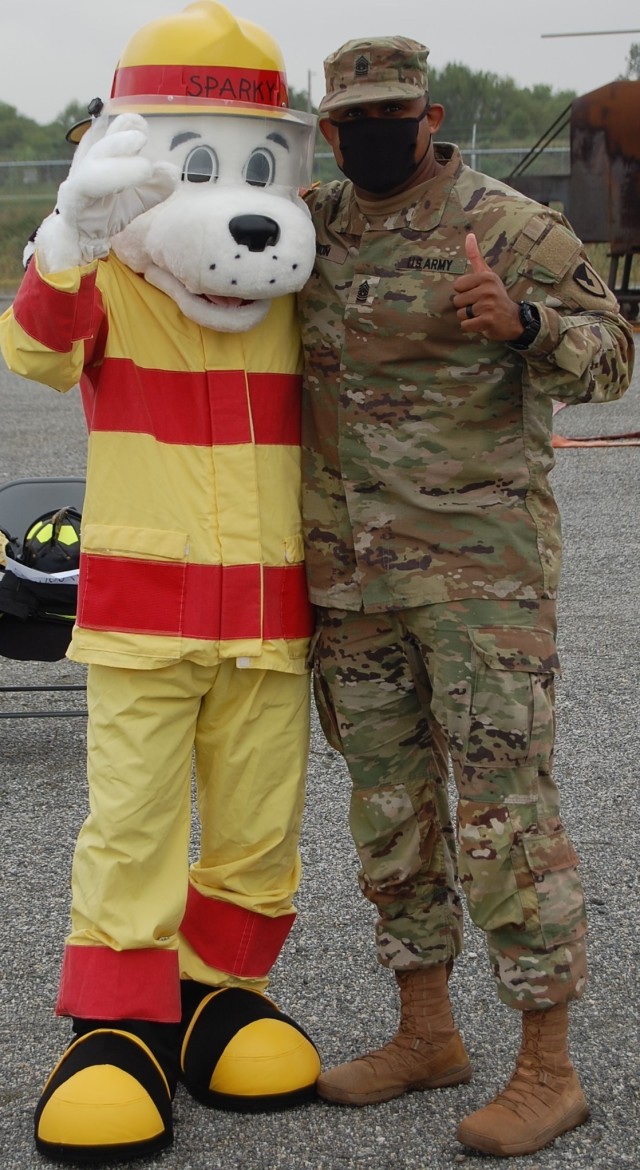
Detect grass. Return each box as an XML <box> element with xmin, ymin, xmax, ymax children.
<box><xmin>0</xmin><ymin>196</ymin><xmax>57</xmax><ymax>291</ymax></box>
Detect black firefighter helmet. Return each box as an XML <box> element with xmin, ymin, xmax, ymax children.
<box><xmin>22</xmin><ymin>506</ymin><xmax>82</xmax><ymax>573</ymax></box>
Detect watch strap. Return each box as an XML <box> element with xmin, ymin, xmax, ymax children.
<box><xmin>509</xmin><ymin>301</ymin><xmax>541</xmax><ymax>350</ymax></box>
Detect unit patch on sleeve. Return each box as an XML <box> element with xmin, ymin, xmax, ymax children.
<box><xmin>572</xmin><ymin>261</ymin><xmax>608</xmax><ymax>298</ymax></box>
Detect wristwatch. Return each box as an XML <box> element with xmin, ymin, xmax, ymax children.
<box><xmin>509</xmin><ymin>301</ymin><xmax>541</xmax><ymax>350</ymax></box>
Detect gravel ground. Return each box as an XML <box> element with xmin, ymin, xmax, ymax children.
<box><xmin>0</xmin><ymin>301</ymin><xmax>638</xmax><ymax>1169</ymax></box>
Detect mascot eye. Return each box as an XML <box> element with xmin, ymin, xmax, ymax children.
<box><xmin>244</xmin><ymin>148</ymin><xmax>276</xmax><ymax>187</ymax></box>
<box><xmin>182</xmin><ymin>146</ymin><xmax>219</xmax><ymax>184</ymax></box>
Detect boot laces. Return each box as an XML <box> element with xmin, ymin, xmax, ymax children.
<box><xmin>357</xmin><ymin>1033</ymin><xmax>439</xmax><ymax>1080</ymax></box>
<box><xmin>492</xmin><ymin>1053</ymin><xmax>569</xmax><ymax>1119</ymax></box>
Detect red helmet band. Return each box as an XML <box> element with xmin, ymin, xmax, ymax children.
<box><xmin>111</xmin><ymin>63</ymin><xmax>288</xmax><ymax>107</ymax></box>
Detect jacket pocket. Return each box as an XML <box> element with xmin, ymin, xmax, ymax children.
<box><xmin>81</xmin><ymin>524</ymin><xmax>189</xmax><ymax>562</ymax></box>
<box><xmin>284</xmin><ymin>533</ymin><xmax>305</xmax><ymax>565</ymax></box>
<box><xmin>78</xmin><ymin>524</ymin><xmax>189</xmax><ymax>640</ymax></box>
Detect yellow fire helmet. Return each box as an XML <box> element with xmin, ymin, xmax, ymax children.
<box><xmin>80</xmin><ymin>1</ymin><xmax>317</xmax><ymax>186</ymax></box>
<box><xmin>110</xmin><ymin>0</ymin><xmax>289</xmax><ymax>110</ymax></box>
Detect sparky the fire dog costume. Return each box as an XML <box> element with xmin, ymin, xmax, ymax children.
<box><xmin>0</xmin><ymin>2</ymin><xmax>321</xmax><ymax>1161</ymax></box>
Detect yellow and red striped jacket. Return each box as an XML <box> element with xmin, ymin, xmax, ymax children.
<box><xmin>0</xmin><ymin>254</ymin><xmax>312</xmax><ymax>672</ymax></box>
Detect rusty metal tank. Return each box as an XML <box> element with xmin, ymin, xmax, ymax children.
<box><xmin>507</xmin><ymin>79</ymin><xmax>640</xmax><ymax>317</ymax></box>
<box><xmin>569</xmin><ymin>80</ymin><xmax>640</xmax><ymax>252</ymax></box>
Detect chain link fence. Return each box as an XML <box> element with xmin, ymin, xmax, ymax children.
<box><xmin>0</xmin><ymin>160</ymin><xmax>71</xmax><ymax>198</ymax></box>
<box><xmin>0</xmin><ymin>143</ymin><xmax>571</xmax><ymax>196</ymax></box>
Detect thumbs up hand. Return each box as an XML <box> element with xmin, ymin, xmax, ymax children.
<box><xmin>465</xmin><ymin>231</ymin><xmax>490</xmax><ymax>275</ymax></box>
<box><xmin>453</xmin><ymin>232</ymin><xmax>525</xmax><ymax>342</ymax></box>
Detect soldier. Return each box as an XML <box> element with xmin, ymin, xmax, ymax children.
<box><xmin>298</xmin><ymin>36</ymin><xmax>634</xmax><ymax>1157</ymax></box>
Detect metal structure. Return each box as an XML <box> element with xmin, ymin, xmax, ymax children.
<box><xmin>507</xmin><ymin>80</ymin><xmax>640</xmax><ymax>318</ymax></box>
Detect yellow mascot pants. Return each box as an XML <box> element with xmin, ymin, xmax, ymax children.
<box><xmin>56</xmin><ymin>660</ymin><xmax>310</xmax><ymax>1023</ymax></box>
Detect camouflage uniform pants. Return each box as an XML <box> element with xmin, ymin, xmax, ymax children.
<box><xmin>312</xmin><ymin>599</ymin><xmax>588</xmax><ymax>1010</ymax></box>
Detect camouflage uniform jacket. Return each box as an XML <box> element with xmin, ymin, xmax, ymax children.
<box><xmin>299</xmin><ymin>143</ymin><xmax>634</xmax><ymax>612</ymax></box>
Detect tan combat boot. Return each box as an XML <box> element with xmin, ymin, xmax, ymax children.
<box><xmin>317</xmin><ymin>963</ymin><xmax>471</xmax><ymax>1105</ymax></box>
<box><xmin>456</xmin><ymin>1004</ymin><xmax>589</xmax><ymax>1156</ymax></box>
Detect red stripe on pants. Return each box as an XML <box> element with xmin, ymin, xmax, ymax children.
<box><xmin>181</xmin><ymin>886</ymin><xmax>295</xmax><ymax>978</ymax></box>
<box><xmin>57</xmin><ymin>946</ymin><xmax>181</xmax><ymax>1022</ymax></box>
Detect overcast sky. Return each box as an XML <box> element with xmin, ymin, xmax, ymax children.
<box><xmin>3</xmin><ymin>0</ymin><xmax>639</xmax><ymax>127</ymax></box>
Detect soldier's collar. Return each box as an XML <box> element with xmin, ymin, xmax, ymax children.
<box><xmin>339</xmin><ymin>143</ymin><xmax>462</xmax><ymax>233</ymax></box>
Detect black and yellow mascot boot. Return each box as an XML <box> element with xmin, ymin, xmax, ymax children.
<box><xmin>34</xmin><ymin>1020</ymin><xmax>179</xmax><ymax>1163</ymax></box>
<box><xmin>180</xmin><ymin>982</ymin><xmax>321</xmax><ymax>1111</ymax></box>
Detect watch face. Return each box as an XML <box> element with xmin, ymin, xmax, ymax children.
<box><xmin>520</xmin><ymin>302</ymin><xmax>536</xmax><ymax>327</ymax></box>
<box><xmin>521</xmin><ymin>302</ymin><xmax>540</xmax><ymax>330</ymax></box>
<box><xmin>512</xmin><ymin>302</ymin><xmax>540</xmax><ymax>349</ymax></box>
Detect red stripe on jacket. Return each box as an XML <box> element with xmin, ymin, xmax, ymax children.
<box><xmin>84</xmin><ymin>358</ymin><xmax>302</xmax><ymax>446</ymax></box>
<box><xmin>13</xmin><ymin>261</ymin><xmax>98</xmax><ymax>353</ymax></box>
<box><xmin>77</xmin><ymin>557</ymin><xmax>312</xmax><ymax>640</ymax></box>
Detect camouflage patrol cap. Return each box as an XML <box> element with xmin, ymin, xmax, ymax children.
<box><xmin>319</xmin><ymin>36</ymin><xmax>429</xmax><ymax>117</ymax></box>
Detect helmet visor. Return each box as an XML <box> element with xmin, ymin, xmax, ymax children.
<box><xmin>106</xmin><ymin>95</ymin><xmax>317</xmax><ymax>189</ymax></box>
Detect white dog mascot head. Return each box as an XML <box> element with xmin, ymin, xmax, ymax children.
<box><xmin>35</xmin><ymin>0</ymin><xmax>317</xmax><ymax>333</ymax></box>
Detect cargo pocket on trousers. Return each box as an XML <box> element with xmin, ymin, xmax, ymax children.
<box><xmin>309</xmin><ymin>630</ymin><xmax>344</xmax><ymax>755</ymax></box>
<box><xmin>457</xmin><ymin>803</ymin><xmax>524</xmax><ymax>933</ymax></box>
<box><xmin>519</xmin><ymin>827</ymin><xmax>586</xmax><ymax>948</ymax></box>
<box><xmin>466</xmin><ymin>627</ymin><xmax>560</xmax><ymax>768</ymax></box>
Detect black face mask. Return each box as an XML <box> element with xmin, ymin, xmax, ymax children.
<box><xmin>331</xmin><ymin>105</ymin><xmax>430</xmax><ymax>194</ymax></box>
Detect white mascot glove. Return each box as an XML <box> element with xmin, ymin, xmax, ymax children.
<box><xmin>35</xmin><ymin>114</ymin><xmax>179</xmax><ymax>273</ymax></box>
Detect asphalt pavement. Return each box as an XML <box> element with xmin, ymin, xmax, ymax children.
<box><xmin>0</xmin><ymin>300</ymin><xmax>638</xmax><ymax>1169</ymax></box>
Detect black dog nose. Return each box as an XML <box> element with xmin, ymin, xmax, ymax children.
<box><xmin>229</xmin><ymin>215</ymin><xmax>280</xmax><ymax>252</ymax></box>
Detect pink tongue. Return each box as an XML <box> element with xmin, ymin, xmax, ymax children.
<box><xmin>202</xmin><ymin>294</ymin><xmax>253</xmax><ymax>308</ymax></box>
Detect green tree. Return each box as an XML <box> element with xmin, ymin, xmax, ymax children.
<box><xmin>430</xmin><ymin>63</ymin><xmax>574</xmax><ymax>149</ymax></box>
<box><xmin>0</xmin><ymin>101</ymin><xmax>77</xmax><ymax>161</ymax></box>
<box><xmin>51</xmin><ymin>101</ymin><xmax>95</xmax><ymax>149</ymax></box>
<box><xmin>288</xmin><ymin>85</ymin><xmax>312</xmax><ymax>114</ymax></box>
<box><xmin>288</xmin><ymin>85</ymin><xmax>342</xmax><ymax>183</ymax></box>
<box><xmin>622</xmin><ymin>43</ymin><xmax>640</xmax><ymax>79</ymax></box>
